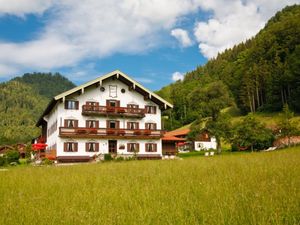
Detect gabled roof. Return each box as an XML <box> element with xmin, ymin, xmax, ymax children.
<box><xmin>37</xmin><ymin>70</ymin><xmax>173</xmax><ymax>126</ymax></box>
<box><xmin>162</xmin><ymin>135</ymin><xmax>186</xmax><ymax>141</ymax></box>
<box><xmin>164</xmin><ymin>128</ymin><xmax>190</xmax><ymax>137</ymax></box>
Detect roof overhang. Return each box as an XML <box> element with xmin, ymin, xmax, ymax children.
<box><xmin>36</xmin><ymin>70</ymin><xmax>173</xmax><ymax>127</ymax></box>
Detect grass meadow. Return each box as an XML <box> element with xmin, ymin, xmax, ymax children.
<box><xmin>0</xmin><ymin>148</ymin><xmax>299</xmax><ymax>225</ymax></box>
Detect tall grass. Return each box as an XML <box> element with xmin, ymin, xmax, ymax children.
<box><xmin>0</xmin><ymin>148</ymin><xmax>299</xmax><ymax>225</ymax></box>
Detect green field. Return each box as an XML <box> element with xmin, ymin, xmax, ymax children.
<box><xmin>0</xmin><ymin>148</ymin><xmax>299</xmax><ymax>225</ymax></box>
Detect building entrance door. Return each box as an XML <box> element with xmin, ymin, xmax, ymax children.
<box><xmin>108</xmin><ymin>140</ymin><xmax>117</xmax><ymax>153</ymax></box>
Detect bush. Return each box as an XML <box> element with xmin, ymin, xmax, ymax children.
<box><xmin>104</xmin><ymin>154</ymin><xmax>113</xmax><ymax>161</ymax></box>
<box><xmin>0</xmin><ymin>156</ymin><xmax>7</xmax><ymax>167</ymax></box>
<box><xmin>42</xmin><ymin>158</ymin><xmax>53</xmax><ymax>165</ymax></box>
<box><xmin>6</xmin><ymin>150</ymin><xmax>20</xmax><ymax>164</ymax></box>
<box><xmin>231</xmin><ymin>144</ymin><xmax>239</xmax><ymax>152</ymax></box>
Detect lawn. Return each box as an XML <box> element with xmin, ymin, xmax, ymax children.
<box><xmin>0</xmin><ymin>148</ymin><xmax>299</xmax><ymax>225</ymax></box>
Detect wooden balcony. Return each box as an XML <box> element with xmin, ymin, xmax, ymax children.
<box><xmin>82</xmin><ymin>105</ymin><xmax>145</xmax><ymax>118</ymax></box>
<box><xmin>59</xmin><ymin>127</ymin><xmax>163</xmax><ymax>139</ymax></box>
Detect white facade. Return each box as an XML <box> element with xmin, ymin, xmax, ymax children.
<box><xmin>194</xmin><ymin>137</ymin><xmax>217</xmax><ymax>151</ymax></box>
<box><xmin>39</xmin><ymin>71</ymin><xmax>172</xmax><ymax>160</ymax></box>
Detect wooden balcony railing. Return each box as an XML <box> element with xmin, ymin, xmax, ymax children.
<box><xmin>59</xmin><ymin>127</ymin><xmax>163</xmax><ymax>139</ymax></box>
<box><xmin>82</xmin><ymin>105</ymin><xmax>146</xmax><ymax>118</ymax></box>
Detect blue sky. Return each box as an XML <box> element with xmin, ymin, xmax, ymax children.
<box><xmin>0</xmin><ymin>0</ymin><xmax>298</xmax><ymax>90</ymax></box>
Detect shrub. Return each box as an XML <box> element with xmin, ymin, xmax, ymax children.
<box><xmin>0</xmin><ymin>156</ymin><xmax>6</xmax><ymax>167</ymax></box>
<box><xmin>42</xmin><ymin>158</ymin><xmax>53</xmax><ymax>165</ymax></box>
<box><xmin>104</xmin><ymin>154</ymin><xmax>113</xmax><ymax>161</ymax></box>
<box><xmin>6</xmin><ymin>150</ymin><xmax>20</xmax><ymax>164</ymax></box>
<box><xmin>231</xmin><ymin>144</ymin><xmax>239</xmax><ymax>152</ymax></box>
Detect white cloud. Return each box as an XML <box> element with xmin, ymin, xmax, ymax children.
<box><xmin>0</xmin><ymin>0</ymin><xmax>53</xmax><ymax>16</ymax></box>
<box><xmin>172</xmin><ymin>72</ymin><xmax>184</xmax><ymax>81</ymax></box>
<box><xmin>193</xmin><ymin>0</ymin><xmax>300</xmax><ymax>58</ymax></box>
<box><xmin>0</xmin><ymin>0</ymin><xmax>299</xmax><ymax>77</ymax></box>
<box><xmin>171</xmin><ymin>28</ymin><xmax>192</xmax><ymax>47</ymax></box>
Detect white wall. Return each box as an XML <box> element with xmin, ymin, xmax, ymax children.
<box><xmin>56</xmin><ymin>138</ymin><xmax>162</xmax><ymax>156</ymax></box>
<box><xmin>56</xmin><ymin>78</ymin><xmax>161</xmax><ymax>129</ymax></box>
<box><xmin>194</xmin><ymin>137</ymin><xmax>217</xmax><ymax>151</ymax></box>
<box><xmin>46</xmin><ymin>77</ymin><xmax>163</xmax><ymax>157</ymax></box>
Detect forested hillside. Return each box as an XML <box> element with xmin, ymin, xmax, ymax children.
<box><xmin>12</xmin><ymin>72</ymin><xmax>75</xmax><ymax>99</ymax></box>
<box><xmin>157</xmin><ymin>5</ymin><xmax>300</xmax><ymax>130</ymax></box>
<box><xmin>0</xmin><ymin>73</ymin><xmax>75</xmax><ymax>144</ymax></box>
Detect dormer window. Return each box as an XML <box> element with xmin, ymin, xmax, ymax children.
<box><xmin>65</xmin><ymin>100</ymin><xmax>79</xmax><ymax>110</ymax></box>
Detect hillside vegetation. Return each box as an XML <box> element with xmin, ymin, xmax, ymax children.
<box><xmin>0</xmin><ymin>148</ymin><xmax>299</xmax><ymax>224</ymax></box>
<box><xmin>157</xmin><ymin>5</ymin><xmax>300</xmax><ymax>130</ymax></box>
<box><xmin>0</xmin><ymin>73</ymin><xmax>75</xmax><ymax>144</ymax></box>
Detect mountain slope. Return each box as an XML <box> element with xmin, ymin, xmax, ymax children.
<box><xmin>0</xmin><ymin>73</ymin><xmax>75</xmax><ymax>144</ymax></box>
<box><xmin>157</xmin><ymin>5</ymin><xmax>300</xmax><ymax>130</ymax></box>
<box><xmin>12</xmin><ymin>72</ymin><xmax>75</xmax><ymax>99</ymax></box>
<box><xmin>0</xmin><ymin>81</ymin><xmax>48</xmax><ymax>144</ymax></box>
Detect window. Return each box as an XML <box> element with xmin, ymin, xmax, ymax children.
<box><xmin>64</xmin><ymin>142</ymin><xmax>78</xmax><ymax>152</ymax></box>
<box><xmin>145</xmin><ymin>143</ymin><xmax>157</xmax><ymax>152</ymax></box>
<box><xmin>127</xmin><ymin>143</ymin><xmax>139</xmax><ymax>152</ymax></box>
<box><xmin>64</xmin><ymin>119</ymin><xmax>78</xmax><ymax>128</ymax></box>
<box><xmin>107</xmin><ymin>120</ymin><xmax>119</xmax><ymax>129</ymax></box>
<box><xmin>145</xmin><ymin>123</ymin><xmax>156</xmax><ymax>130</ymax></box>
<box><xmin>127</xmin><ymin>122</ymin><xmax>139</xmax><ymax>130</ymax></box>
<box><xmin>86</xmin><ymin>142</ymin><xmax>99</xmax><ymax>152</ymax></box>
<box><xmin>106</xmin><ymin>100</ymin><xmax>120</xmax><ymax>107</ymax></box>
<box><xmin>65</xmin><ymin>100</ymin><xmax>79</xmax><ymax>110</ymax></box>
<box><xmin>145</xmin><ymin>105</ymin><xmax>156</xmax><ymax>114</ymax></box>
<box><xmin>86</xmin><ymin>101</ymin><xmax>98</xmax><ymax>110</ymax></box>
<box><xmin>86</xmin><ymin>120</ymin><xmax>99</xmax><ymax>128</ymax></box>
<box><xmin>109</xmin><ymin>85</ymin><xmax>117</xmax><ymax>98</ymax></box>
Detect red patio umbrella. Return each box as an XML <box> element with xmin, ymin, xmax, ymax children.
<box><xmin>32</xmin><ymin>143</ymin><xmax>48</xmax><ymax>159</ymax></box>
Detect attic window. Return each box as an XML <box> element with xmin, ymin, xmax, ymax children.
<box><xmin>109</xmin><ymin>85</ymin><xmax>117</xmax><ymax>98</ymax></box>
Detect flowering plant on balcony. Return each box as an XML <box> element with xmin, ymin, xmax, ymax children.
<box><xmin>119</xmin><ymin>144</ymin><xmax>125</xmax><ymax>150</ymax></box>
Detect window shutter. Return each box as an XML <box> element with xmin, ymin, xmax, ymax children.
<box><xmin>117</xmin><ymin>100</ymin><xmax>120</xmax><ymax>107</ymax></box>
<box><xmin>86</xmin><ymin>120</ymin><xmax>89</xmax><ymax>128</ymax></box>
<box><xmin>85</xmin><ymin>143</ymin><xmax>89</xmax><ymax>152</ymax></box>
<box><xmin>145</xmin><ymin>143</ymin><xmax>148</xmax><ymax>152</ymax></box>
<box><xmin>136</xmin><ymin>122</ymin><xmax>139</xmax><ymax>129</ymax></box>
<box><xmin>95</xmin><ymin>143</ymin><xmax>99</xmax><ymax>152</ymax></box>
<box><xmin>74</xmin><ymin>143</ymin><xmax>78</xmax><ymax>152</ymax></box>
<box><xmin>154</xmin><ymin>123</ymin><xmax>157</xmax><ymax>130</ymax></box>
<box><xmin>116</xmin><ymin>121</ymin><xmax>120</xmax><ymax>129</ymax></box>
<box><xmin>127</xmin><ymin>143</ymin><xmax>130</xmax><ymax>152</ymax></box>
<box><xmin>153</xmin><ymin>106</ymin><xmax>157</xmax><ymax>114</ymax></box>
<box><xmin>95</xmin><ymin>121</ymin><xmax>99</xmax><ymax>128</ymax></box>
<box><xmin>64</xmin><ymin>143</ymin><xmax>67</xmax><ymax>152</ymax></box>
<box><xmin>75</xmin><ymin>101</ymin><xmax>79</xmax><ymax>110</ymax></box>
<box><xmin>64</xmin><ymin>120</ymin><xmax>68</xmax><ymax>127</ymax></box>
<box><xmin>74</xmin><ymin>120</ymin><xmax>78</xmax><ymax>128</ymax></box>
<box><xmin>127</xmin><ymin>122</ymin><xmax>130</xmax><ymax>129</ymax></box>
<box><xmin>65</xmin><ymin>101</ymin><xmax>68</xmax><ymax>109</ymax></box>
<box><xmin>154</xmin><ymin>144</ymin><xmax>157</xmax><ymax>152</ymax></box>
<box><xmin>136</xmin><ymin>143</ymin><xmax>140</xmax><ymax>152</ymax></box>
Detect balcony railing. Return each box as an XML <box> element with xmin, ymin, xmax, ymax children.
<box><xmin>82</xmin><ymin>105</ymin><xmax>146</xmax><ymax>118</ymax></box>
<box><xmin>59</xmin><ymin>127</ymin><xmax>163</xmax><ymax>139</ymax></box>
